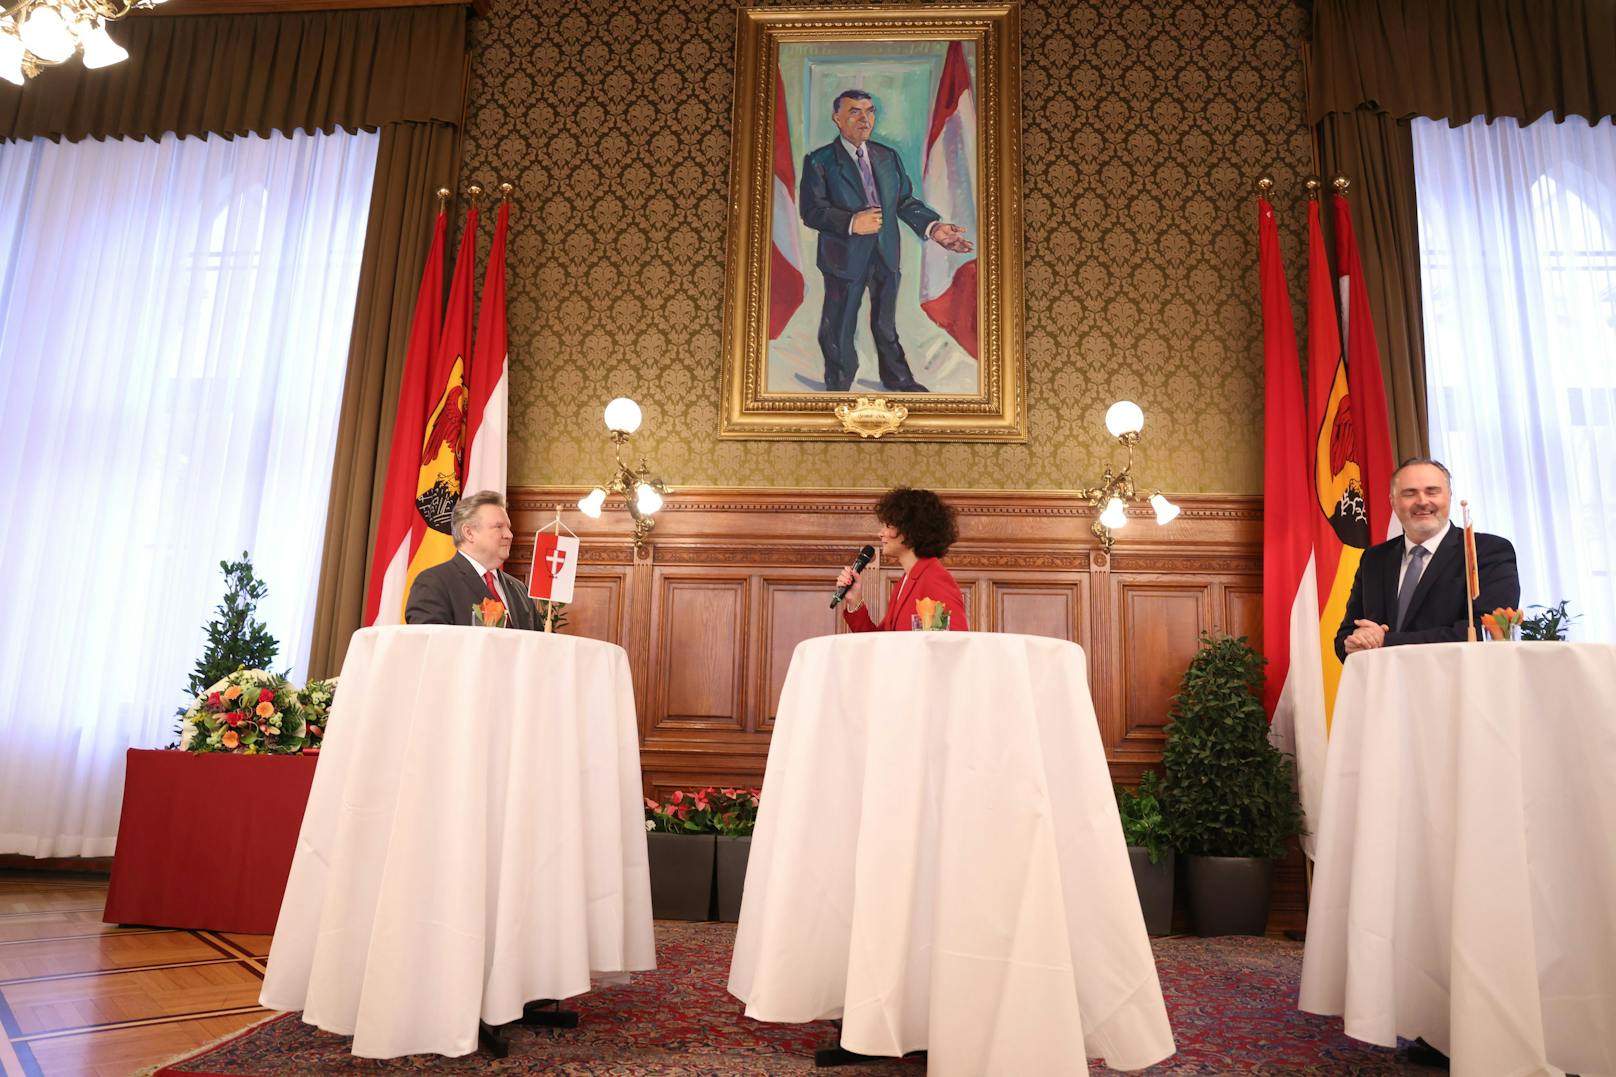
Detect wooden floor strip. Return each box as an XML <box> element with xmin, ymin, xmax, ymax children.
<box><xmin>14</xmin><ymin>1004</ymin><xmax>270</xmax><ymax>1043</ymax></box>
<box><xmin>2</xmin><ymin>957</ymin><xmax>245</xmax><ymax>987</ymax></box>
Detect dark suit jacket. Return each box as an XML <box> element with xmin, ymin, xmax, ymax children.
<box><xmin>1334</xmin><ymin>527</ymin><xmax>1519</xmax><ymax>661</ymax></box>
<box><xmin>843</xmin><ymin>557</ymin><xmax>970</xmax><ymax>632</ymax></box>
<box><xmin>799</xmin><ymin>138</ymin><xmax>940</xmax><ymax>281</ymax></box>
<box><xmin>405</xmin><ymin>553</ymin><xmax>539</xmax><ymax>630</ymax></box>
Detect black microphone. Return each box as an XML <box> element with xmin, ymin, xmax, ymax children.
<box><xmin>830</xmin><ymin>545</ymin><xmax>876</xmax><ymax>608</ymax></box>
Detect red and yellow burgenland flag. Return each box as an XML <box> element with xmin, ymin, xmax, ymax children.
<box><xmin>363</xmin><ymin>203</ymin><xmax>480</xmax><ymax>624</ymax></box>
<box><xmin>363</xmin><ymin>207</ymin><xmax>446</xmax><ymax>626</ymax></box>
<box><xmin>1307</xmin><ymin>194</ymin><xmax>1395</xmax><ymax>731</ymax></box>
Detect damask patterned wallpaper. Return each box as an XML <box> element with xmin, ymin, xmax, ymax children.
<box><xmin>459</xmin><ymin>0</ymin><xmax>1313</xmax><ymax>494</ymax></box>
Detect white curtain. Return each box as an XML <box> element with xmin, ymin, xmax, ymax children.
<box><xmin>0</xmin><ymin>128</ymin><xmax>378</xmax><ymax>856</ymax></box>
<box><xmin>1413</xmin><ymin>114</ymin><xmax>1616</xmax><ymax>644</ymax></box>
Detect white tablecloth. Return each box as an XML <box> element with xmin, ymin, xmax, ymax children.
<box><xmin>1299</xmin><ymin>642</ymin><xmax>1616</xmax><ymax>1076</ymax></box>
<box><xmin>259</xmin><ymin>625</ymin><xmax>655</xmax><ymax>1058</ymax></box>
<box><xmin>728</xmin><ymin>633</ymin><xmax>1174</xmax><ymax>1075</ymax></box>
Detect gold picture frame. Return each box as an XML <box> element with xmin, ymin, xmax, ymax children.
<box><xmin>719</xmin><ymin>4</ymin><xmax>1025</xmax><ymax>441</ymax></box>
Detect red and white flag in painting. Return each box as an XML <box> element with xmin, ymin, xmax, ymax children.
<box><xmin>768</xmin><ymin>68</ymin><xmax>804</xmax><ymax>339</ymax></box>
<box><xmin>528</xmin><ymin>531</ymin><xmax>580</xmax><ymax>604</ymax></box>
<box><xmin>919</xmin><ymin>40</ymin><xmax>978</xmax><ymax>358</ymax></box>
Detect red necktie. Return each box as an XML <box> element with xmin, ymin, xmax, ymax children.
<box><xmin>482</xmin><ymin>570</ymin><xmax>501</xmax><ymax>601</ymax></box>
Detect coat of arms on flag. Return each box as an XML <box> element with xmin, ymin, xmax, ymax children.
<box><xmin>529</xmin><ymin>531</ymin><xmax>580</xmax><ymax>605</ymax></box>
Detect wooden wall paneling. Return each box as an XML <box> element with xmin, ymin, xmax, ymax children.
<box><xmin>988</xmin><ymin>577</ymin><xmax>1088</xmax><ymax>641</ymax></box>
<box><xmin>1112</xmin><ymin>577</ymin><xmax>1211</xmax><ymax>757</ymax></box>
<box><xmin>647</xmin><ymin>571</ymin><xmax>749</xmax><ymax>733</ymax></box>
<box><xmin>1223</xmin><ymin>585</ymin><xmax>1265</xmax><ymax>650</ymax></box>
<box><xmin>757</xmin><ymin>573</ymin><xmax>842</xmax><ymax>731</ymax></box>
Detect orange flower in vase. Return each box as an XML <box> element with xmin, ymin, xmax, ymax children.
<box><xmin>1482</xmin><ymin>607</ymin><xmax>1524</xmax><ymax>640</ymax></box>
<box><xmin>912</xmin><ymin>598</ymin><xmax>951</xmax><ymax>631</ymax></box>
<box><xmin>473</xmin><ymin>597</ymin><xmax>508</xmax><ymax>627</ymax></box>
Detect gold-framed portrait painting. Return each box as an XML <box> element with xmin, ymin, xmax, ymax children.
<box><xmin>719</xmin><ymin>4</ymin><xmax>1025</xmax><ymax>441</ymax></box>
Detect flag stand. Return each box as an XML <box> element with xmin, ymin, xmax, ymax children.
<box><xmin>534</xmin><ymin>506</ymin><xmax>578</xmax><ymax>633</ymax></box>
<box><xmin>1462</xmin><ymin>500</ymin><xmax>1478</xmax><ymax>641</ymax></box>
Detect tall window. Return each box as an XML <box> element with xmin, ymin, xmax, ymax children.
<box><xmin>1413</xmin><ymin>114</ymin><xmax>1616</xmax><ymax>643</ymax></box>
<box><xmin>0</xmin><ymin>129</ymin><xmax>378</xmax><ymax>855</ymax></box>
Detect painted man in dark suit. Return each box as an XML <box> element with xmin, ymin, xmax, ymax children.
<box><xmin>799</xmin><ymin>89</ymin><xmax>973</xmax><ymax>393</ymax></box>
<box><xmin>406</xmin><ymin>490</ymin><xmax>539</xmax><ymax>630</ymax></box>
<box><xmin>1335</xmin><ymin>458</ymin><xmax>1520</xmax><ymax>661</ymax></box>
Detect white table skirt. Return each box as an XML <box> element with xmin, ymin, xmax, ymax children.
<box><xmin>1299</xmin><ymin>642</ymin><xmax>1616</xmax><ymax>1076</ymax></box>
<box><xmin>728</xmin><ymin>632</ymin><xmax>1175</xmax><ymax>1076</ymax></box>
<box><xmin>259</xmin><ymin>625</ymin><xmax>655</xmax><ymax>1058</ymax></box>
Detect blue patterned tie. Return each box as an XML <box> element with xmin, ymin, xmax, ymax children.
<box><xmin>1395</xmin><ymin>545</ymin><xmax>1429</xmax><ymax>630</ymax></box>
<box><xmin>855</xmin><ymin>145</ymin><xmax>879</xmax><ymax>208</ymax></box>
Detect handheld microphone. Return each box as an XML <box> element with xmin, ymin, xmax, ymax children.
<box><xmin>830</xmin><ymin>545</ymin><xmax>876</xmax><ymax>608</ymax></box>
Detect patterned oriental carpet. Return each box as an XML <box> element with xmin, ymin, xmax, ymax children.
<box><xmin>152</xmin><ymin>921</ymin><xmax>1428</xmax><ymax>1076</ymax></box>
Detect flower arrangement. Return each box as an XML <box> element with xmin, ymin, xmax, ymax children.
<box><xmin>913</xmin><ymin>598</ymin><xmax>951</xmax><ymax>631</ymax></box>
<box><xmin>297</xmin><ymin>677</ymin><xmax>338</xmax><ymax>751</ymax></box>
<box><xmin>644</xmin><ymin>786</ymin><xmax>763</xmax><ymax>836</ymax></box>
<box><xmin>180</xmin><ymin>669</ymin><xmax>304</xmax><ymax>754</ymax></box>
<box><xmin>472</xmin><ymin>597</ymin><xmax>508</xmax><ymax>627</ymax></box>
<box><xmin>1481</xmin><ymin>606</ymin><xmax>1524</xmax><ymax>640</ymax></box>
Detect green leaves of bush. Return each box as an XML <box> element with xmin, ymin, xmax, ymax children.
<box><xmin>1160</xmin><ymin>635</ymin><xmax>1303</xmax><ymax>860</ymax></box>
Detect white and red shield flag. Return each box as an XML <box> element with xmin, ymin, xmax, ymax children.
<box><xmin>528</xmin><ymin>532</ymin><xmax>580</xmax><ymax>604</ymax></box>
<box><xmin>919</xmin><ymin>40</ymin><xmax>978</xmax><ymax>358</ymax></box>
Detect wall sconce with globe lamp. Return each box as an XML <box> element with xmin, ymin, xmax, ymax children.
<box><xmin>576</xmin><ymin>397</ymin><xmax>669</xmax><ymax>558</ymax></box>
<box><xmin>1079</xmin><ymin>400</ymin><xmax>1180</xmax><ymax>554</ymax></box>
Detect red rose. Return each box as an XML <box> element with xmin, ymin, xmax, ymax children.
<box><xmin>258</xmin><ymin>689</ymin><xmax>275</xmax><ymax>703</ymax></box>
<box><xmin>207</xmin><ymin>691</ymin><xmax>222</xmax><ymax>706</ymax></box>
<box><xmin>225</xmin><ymin>712</ymin><xmax>241</xmax><ymax>727</ymax></box>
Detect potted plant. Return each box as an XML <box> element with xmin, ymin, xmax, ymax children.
<box><xmin>644</xmin><ymin>790</ymin><xmax>717</xmax><ymax>920</ymax></box>
<box><xmin>1115</xmin><ymin>770</ymin><xmax>1173</xmax><ymax>935</ymax></box>
<box><xmin>712</xmin><ymin>787</ymin><xmax>762</xmax><ymax>922</ymax></box>
<box><xmin>1161</xmin><ymin>635</ymin><xmax>1303</xmax><ymax>936</ymax></box>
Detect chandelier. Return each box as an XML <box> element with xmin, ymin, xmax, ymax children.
<box><xmin>1</xmin><ymin>0</ymin><xmax>167</xmax><ymax>84</ymax></box>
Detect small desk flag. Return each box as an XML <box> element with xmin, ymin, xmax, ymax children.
<box><xmin>529</xmin><ymin>532</ymin><xmax>580</xmax><ymax>603</ymax></box>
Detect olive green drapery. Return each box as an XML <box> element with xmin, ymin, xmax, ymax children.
<box><xmin>0</xmin><ymin>5</ymin><xmax>469</xmax><ymax>679</ymax></box>
<box><xmin>1310</xmin><ymin>0</ymin><xmax>1616</xmax><ymax>460</ymax></box>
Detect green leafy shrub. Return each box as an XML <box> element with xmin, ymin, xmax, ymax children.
<box><xmin>1116</xmin><ymin>769</ymin><xmax>1171</xmax><ymax>864</ymax></box>
<box><xmin>1161</xmin><ymin>635</ymin><xmax>1303</xmax><ymax>859</ymax></box>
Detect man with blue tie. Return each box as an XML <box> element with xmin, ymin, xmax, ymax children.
<box><xmin>799</xmin><ymin>89</ymin><xmax>973</xmax><ymax>393</ymax></box>
<box><xmin>1335</xmin><ymin>458</ymin><xmax>1519</xmax><ymax>661</ymax></box>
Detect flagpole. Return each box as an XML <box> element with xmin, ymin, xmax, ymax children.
<box><xmin>1462</xmin><ymin>499</ymin><xmax>1477</xmax><ymax>641</ymax></box>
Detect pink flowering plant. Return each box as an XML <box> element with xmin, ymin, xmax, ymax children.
<box><xmin>643</xmin><ymin>786</ymin><xmax>762</xmax><ymax>836</ymax></box>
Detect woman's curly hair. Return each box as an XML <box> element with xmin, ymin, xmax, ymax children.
<box><xmin>875</xmin><ymin>486</ymin><xmax>959</xmax><ymax>559</ymax></box>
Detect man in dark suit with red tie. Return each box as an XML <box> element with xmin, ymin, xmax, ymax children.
<box><xmin>1335</xmin><ymin>458</ymin><xmax>1519</xmax><ymax>662</ymax></box>
<box><xmin>405</xmin><ymin>490</ymin><xmax>540</xmax><ymax>629</ymax></box>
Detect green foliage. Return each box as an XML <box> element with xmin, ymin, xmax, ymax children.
<box><xmin>534</xmin><ymin>600</ymin><xmax>570</xmax><ymax>632</ymax></box>
<box><xmin>1160</xmin><ymin>635</ymin><xmax>1304</xmax><ymax>860</ymax></box>
<box><xmin>1520</xmin><ymin>600</ymin><xmax>1578</xmax><ymax>641</ymax></box>
<box><xmin>1116</xmin><ymin>769</ymin><xmax>1171</xmax><ymax>864</ymax></box>
<box><xmin>172</xmin><ymin>554</ymin><xmax>282</xmax><ymax>742</ymax></box>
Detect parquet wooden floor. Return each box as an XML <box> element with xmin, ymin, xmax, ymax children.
<box><xmin>0</xmin><ymin>872</ymin><xmax>271</xmax><ymax>1077</ymax></box>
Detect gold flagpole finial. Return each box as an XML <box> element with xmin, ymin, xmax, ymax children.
<box><xmin>436</xmin><ymin>187</ymin><xmax>451</xmax><ymax>209</ymax></box>
<box><xmin>1257</xmin><ymin>176</ymin><xmax>1274</xmax><ymax>196</ymax></box>
<box><xmin>1304</xmin><ymin>177</ymin><xmax>1321</xmax><ymax>200</ymax></box>
<box><xmin>1332</xmin><ymin>175</ymin><xmax>1351</xmax><ymax>196</ymax></box>
<box><xmin>499</xmin><ymin>182</ymin><xmax>515</xmax><ymax>203</ymax></box>
<box><xmin>467</xmin><ymin>184</ymin><xmax>484</xmax><ymax>205</ymax></box>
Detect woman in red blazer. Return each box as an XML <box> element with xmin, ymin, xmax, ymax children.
<box><xmin>837</xmin><ymin>487</ymin><xmax>969</xmax><ymax>632</ymax></box>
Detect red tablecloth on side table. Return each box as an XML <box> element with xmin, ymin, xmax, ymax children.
<box><xmin>104</xmin><ymin>748</ymin><xmax>318</xmax><ymax>934</ymax></box>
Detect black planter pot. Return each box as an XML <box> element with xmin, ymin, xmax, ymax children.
<box><xmin>646</xmin><ymin>832</ymin><xmax>716</xmax><ymax>920</ymax></box>
<box><xmin>1127</xmin><ymin>846</ymin><xmax>1175</xmax><ymax>936</ymax></box>
<box><xmin>1183</xmin><ymin>854</ymin><xmax>1273</xmax><ymax>936</ymax></box>
<box><xmin>715</xmin><ymin>835</ymin><xmax>751</xmax><ymax>922</ymax></box>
